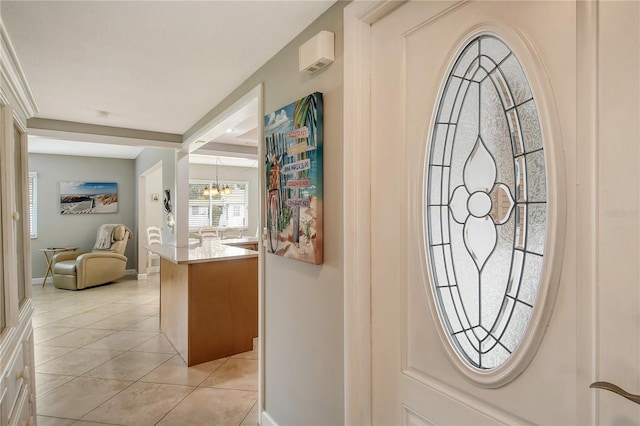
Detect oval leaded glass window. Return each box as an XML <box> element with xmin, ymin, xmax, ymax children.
<box><xmin>426</xmin><ymin>34</ymin><xmax>547</xmax><ymax>375</ymax></box>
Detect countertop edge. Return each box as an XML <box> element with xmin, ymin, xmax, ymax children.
<box><xmin>145</xmin><ymin>239</ymin><xmax>259</xmax><ymax>264</ymax></box>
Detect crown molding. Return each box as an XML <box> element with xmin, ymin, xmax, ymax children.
<box><xmin>0</xmin><ymin>19</ymin><xmax>38</xmax><ymax>125</ymax></box>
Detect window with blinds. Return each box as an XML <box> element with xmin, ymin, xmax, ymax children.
<box><xmin>188</xmin><ymin>181</ymin><xmax>248</xmax><ymax>231</ymax></box>
<box><xmin>29</xmin><ymin>171</ymin><xmax>37</xmax><ymax>238</ymax></box>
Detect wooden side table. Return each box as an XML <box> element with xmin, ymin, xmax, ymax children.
<box><xmin>39</xmin><ymin>247</ymin><xmax>78</xmax><ymax>287</ymax></box>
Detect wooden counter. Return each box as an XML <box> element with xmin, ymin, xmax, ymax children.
<box><xmin>147</xmin><ymin>239</ymin><xmax>258</xmax><ymax>366</ymax></box>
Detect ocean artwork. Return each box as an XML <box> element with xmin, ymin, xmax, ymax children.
<box><xmin>60</xmin><ymin>181</ymin><xmax>118</xmax><ymax>214</ymax></box>
<box><xmin>264</xmin><ymin>92</ymin><xmax>323</xmax><ymax>264</ymax></box>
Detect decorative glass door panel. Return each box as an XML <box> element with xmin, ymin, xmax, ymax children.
<box><xmin>426</xmin><ymin>35</ymin><xmax>548</xmax><ymax>377</ymax></box>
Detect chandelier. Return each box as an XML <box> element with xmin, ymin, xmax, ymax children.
<box><xmin>203</xmin><ymin>159</ymin><xmax>232</xmax><ymax>196</ymax></box>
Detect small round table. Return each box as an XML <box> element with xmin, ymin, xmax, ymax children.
<box><xmin>39</xmin><ymin>247</ymin><xmax>79</xmax><ymax>287</ymax></box>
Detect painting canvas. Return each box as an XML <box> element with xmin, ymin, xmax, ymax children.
<box><xmin>264</xmin><ymin>92</ymin><xmax>323</xmax><ymax>264</ymax></box>
<box><xmin>60</xmin><ymin>182</ymin><xmax>118</xmax><ymax>214</ymax></box>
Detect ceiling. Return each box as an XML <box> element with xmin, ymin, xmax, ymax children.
<box><xmin>1</xmin><ymin>0</ymin><xmax>336</xmax><ymax>162</ymax></box>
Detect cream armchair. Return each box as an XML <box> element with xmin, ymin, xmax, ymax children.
<box><xmin>51</xmin><ymin>224</ymin><xmax>132</xmax><ymax>290</ymax></box>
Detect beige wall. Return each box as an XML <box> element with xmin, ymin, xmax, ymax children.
<box><xmin>29</xmin><ymin>153</ymin><xmax>137</xmax><ymax>279</ymax></box>
<box><xmin>185</xmin><ymin>2</ymin><xmax>347</xmax><ymax>424</ymax></box>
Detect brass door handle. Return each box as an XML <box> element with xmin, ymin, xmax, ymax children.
<box><xmin>590</xmin><ymin>381</ymin><xmax>640</xmax><ymax>405</ymax></box>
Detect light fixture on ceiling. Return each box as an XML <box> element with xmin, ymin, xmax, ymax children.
<box><xmin>203</xmin><ymin>159</ymin><xmax>231</xmax><ymax>197</ymax></box>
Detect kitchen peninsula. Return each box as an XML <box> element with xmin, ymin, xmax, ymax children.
<box><xmin>146</xmin><ymin>238</ymin><xmax>259</xmax><ymax>366</ymax></box>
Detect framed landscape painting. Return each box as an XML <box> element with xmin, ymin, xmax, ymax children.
<box><xmin>60</xmin><ymin>182</ymin><xmax>118</xmax><ymax>214</ymax></box>
<box><xmin>264</xmin><ymin>92</ymin><xmax>323</xmax><ymax>264</ymax></box>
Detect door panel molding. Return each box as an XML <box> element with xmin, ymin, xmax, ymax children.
<box><xmin>401</xmin><ymin>368</ymin><xmax>533</xmax><ymax>425</ymax></box>
<box><xmin>402</xmin><ymin>405</ymin><xmax>435</xmax><ymax>426</ymax></box>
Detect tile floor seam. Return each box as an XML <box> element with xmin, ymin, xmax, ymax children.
<box><xmin>36</xmin><ymin>376</ymin><xmax>135</xmax><ymax>421</ymax></box>
<box><xmin>35</xmin><ymin>350</ymin><xmax>126</xmax><ymax>378</ymax></box>
<box><xmin>36</xmin><ymin>329</ymin><xmax>120</xmax><ymax>349</ymax></box>
<box><xmin>76</xmin><ymin>380</ymin><xmax>151</xmax><ymax>425</ymax></box>
<box><xmin>239</xmin><ymin>400</ymin><xmax>258</xmax><ymax>426</ymax></box>
<box><xmin>34</xmin><ymin>347</ymin><xmax>75</xmax><ymax>368</ymax></box>
<box><xmin>149</xmin><ymin>384</ymin><xmax>200</xmax><ymax>426</ymax></box>
<box><xmin>34</xmin><ymin>372</ymin><xmax>75</xmax><ymax>399</ymax></box>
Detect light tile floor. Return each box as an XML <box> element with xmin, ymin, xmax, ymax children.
<box><xmin>32</xmin><ymin>275</ymin><xmax>258</xmax><ymax>426</ymax></box>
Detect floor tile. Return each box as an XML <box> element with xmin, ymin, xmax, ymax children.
<box><xmin>115</xmin><ymin>294</ymin><xmax>159</xmax><ymax>304</ymax></box>
<box><xmin>129</xmin><ymin>334</ymin><xmax>176</xmax><ymax>354</ymax></box>
<box><xmin>32</xmin><ymin>276</ymin><xmax>258</xmax><ymax>424</ymax></box>
<box><xmin>56</xmin><ymin>302</ymin><xmax>105</xmax><ymax>314</ymax></box>
<box><xmin>35</xmin><ymin>346</ymin><xmax>75</xmax><ymax>366</ymax></box>
<box><xmin>36</xmin><ymin>376</ymin><xmax>132</xmax><ymax>419</ymax></box>
<box><xmin>121</xmin><ymin>304</ymin><xmax>159</xmax><ymax>316</ymax></box>
<box><xmin>241</xmin><ymin>401</ymin><xmax>259</xmax><ymax>426</ymax></box>
<box><xmin>34</xmin><ymin>326</ymin><xmax>77</xmax><ymax>344</ymax></box>
<box><xmin>36</xmin><ymin>348</ymin><xmax>123</xmax><ymax>376</ymax></box>
<box><xmin>82</xmin><ymin>381</ymin><xmax>193</xmax><ymax>426</ymax></box>
<box><xmin>84</xmin><ymin>314</ymin><xmax>149</xmax><ymax>331</ymax></box>
<box><xmin>125</xmin><ymin>316</ymin><xmax>160</xmax><ymax>332</ymax></box>
<box><xmin>83</xmin><ymin>330</ymin><xmax>159</xmax><ymax>350</ymax></box>
<box><xmin>200</xmin><ymin>358</ymin><xmax>258</xmax><ymax>391</ymax></box>
<box><xmin>37</xmin><ymin>328</ymin><xmax>114</xmax><ymax>348</ymax></box>
<box><xmin>156</xmin><ymin>387</ymin><xmax>256</xmax><ymax>426</ymax></box>
<box><xmin>84</xmin><ymin>351</ymin><xmax>173</xmax><ymax>381</ymax></box>
<box><xmin>32</xmin><ymin>312</ymin><xmax>76</xmax><ymax>328</ymax></box>
<box><xmin>89</xmin><ymin>303</ymin><xmax>143</xmax><ymax>315</ymax></box>
<box><xmin>36</xmin><ymin>373</ymin><xmax>75</xmax><ymax>397</ymax></box>
<box><xmin>140</xmin><ymin>355</ymin><xmax>226</xmax><ymax>386</ymax></box>
<box><xmin>36</xmin><ymin>416</ymin><xmax>75</xmax><ymax>426</ymax></box>
<box><xmin>47</xmin><ymin>311</ymin><xmax>112</xmax><ymax>328</ymax></box>
<box><xmin>232</xmin><ymin>348</ymin><xmax>258</xmax><ymax>360</ymax></box>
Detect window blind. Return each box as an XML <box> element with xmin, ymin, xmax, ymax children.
<box><xmin>188</xmin><ymin>181</ymin><xmax>249</xmax><ymax>231</ymax></box>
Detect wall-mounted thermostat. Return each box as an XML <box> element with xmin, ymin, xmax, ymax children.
<box><xmin>299</xmin><ymin>30</ymin><xmax>335</xmax><ymax>74</ymax></box>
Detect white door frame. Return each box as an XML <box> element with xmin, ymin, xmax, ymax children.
<box><xmin>343</xmin><ymin>1</ymin><xmax>600</xmax><ymax>424</ymax></box>
<box><xmin>137</xmin><ymin>160</ymin><xmax>163</xmax><ymax>279</ymax></box>
<box><xmin>343</xmin><ymin>2</ymin><xmax>404</xmax><ymax>424</ymax></box>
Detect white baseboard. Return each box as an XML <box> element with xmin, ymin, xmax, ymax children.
<box><xmin>32</xmin><ymin>277</ymin><xmax>52</xmax><ymax>286</ymax></box>
<box><xmin>261</xmin><ymin>411</ymin><xmax>278</xmax><ymax>426</ymax></box>
<box><xmin>125</xmin><ymin>269</ymin><xmax>137</xmax><ymax>276</ymax></box>
<box><xmin>137</xmin><ymin>273</ymin><xmax>148</xmax><ymax>280</ymax></box>
<box><xmin>148</xmin><ymin>266</ymin><xmax>159</xmax><ymax>274</ymax></box>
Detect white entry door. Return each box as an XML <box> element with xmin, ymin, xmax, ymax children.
<box><xmin>368</xmin><ymin>1</ymin><xmax>640</xmax><ymax>424</ymax></box>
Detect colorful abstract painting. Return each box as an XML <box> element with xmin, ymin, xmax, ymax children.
<box><xmin>264</xmin><ymin>92</ymin><xmax>323</xmax><ymax>264</ymax></box>
<box><xmin>60</xmin><ymin>182</ymin><xmax>118</xmax><ymax>214</ymax></box>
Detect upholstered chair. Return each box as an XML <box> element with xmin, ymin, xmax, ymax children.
<box><xmin>51</xmin><ymin>224</ymin><xmax>132</xmax><ymax>290</ymax></box>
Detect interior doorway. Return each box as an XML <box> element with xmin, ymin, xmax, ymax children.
<box><xmin>183</xmin><ymin>83</ymin><xmax>265</xmax><ymax>418</ymax></box>
<box><xmin>138</xmin><ymin>160</ymin><xmax>163</xmax><ymax>278</ymax></box>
